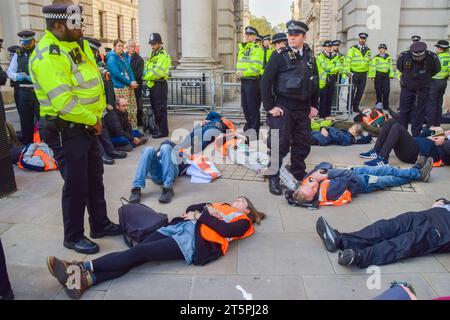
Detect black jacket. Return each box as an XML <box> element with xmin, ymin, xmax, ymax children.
<box><xmin>397</xmin><ymin>50</ymin><xmax>441</xmax><ymax>90</ymax></box>
<box><xmin>104</xmin><ymin>109</ymin><xmax>133</xmax><ymax>141</ymax></box>
<box><xmin>442</xmin><ymin>141</ymin><xmax>450</xmax><ymax>165</ymax></box>
<box><xmin>129</xmin><ymin>53</ymin><xmax>144</xmax><ymax>86</ymax></box>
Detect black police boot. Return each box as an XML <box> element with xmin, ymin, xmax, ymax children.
<box><xmin>159</xmin><ymin>187</ymin><xmax>175</xmax><ymax>204</ymax></box>
<box><xmin>102</xmin><ymin>155</ymin><xmax>115</xmax><ymax>165</ymax></box>
<box><xmin>152</xmin><ymin>131</ymin><xmax>169</xmax><ymax>139</ymax></box>
<box><xmin>109</xmin><ymin>150</ymin><xmax>128</xmax><ymax>159</ymax></box>
<box><xmin>129</xmin><ymin>187</ymin><xmax>142</xmax><ymax>204</ymax></box>
<box><xmin>64</xmin><ymin>237</ymin><xmax>99</xmax><ymax>255</ymax></box>
<box><xmin>269</xmin><ymin>177</ymin><xmax>282</xmax><ymax>196</ymax></box>
<box><xmin>90</xmin><ymin>222</ymin><xmax>122</xmax><ymax>239</ymax></box>
<box><xmin>0</xmin><ymin>289</ymin><xmax>14</xmax><ymax>301</ymax></box>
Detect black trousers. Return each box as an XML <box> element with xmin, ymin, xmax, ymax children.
<box><xmin>241</xmin><ymin>79</ymin><xmax>261</xmax><ymax>137</ymax></box>
<box><xmin>399</xmin><ymin>86</ymin><xmax>429</xmax><ymax>137</ymax></box>
<box><xmin>319</xmin><ymin>75</ymin><xmax>337</xmax><ymax>118</ymax></box>
<box><xmin>150</xmin><ymin>81</ymin><xmax>169</xmax><ymax>136</ymax></box>
<box><xmin>98</xmin><ymin>121</ymin><xmax>115</xmax><ymax>157</ymax></box>
<box><xmin>17</xmin><ymin>88</ymin><xmax>40</xmax><ymax>145</ymax></box>
<box><xmin>92</xmin><ymin>232</ymin><xmax>184</xmax><ymax>284</ymax></box>
<box><xmin>41</xmin><ymin>123</ymin><xmax>112</xmax><ymax>243</ymax></box>
<box><xmin>375</xmin><ymin>72</ymin><xmax>391</xmax><ymax>109</ymax></box>
<box><xmin>267</xmin><ymin>96</ymin><xmax>311</xmax><ymax>180</ymax></box>
<box><xmin>0</xmin><ymin>238</ymin><xmax>11</xmax><ymax>295</ymax></box>
<box><xmin>135</xmin><ymin>80</ymin><xmax>144</xmax><ymax>127</ymax></box>
<box><xmin>351</xmin><ymin>72</ymin><xmax>367</xmax><ymax>112</ymax></box>
<box><xmin>375</xmin><ymin>119</ymin><xmax>419</xmax><ymax>163</ymax></box>
<box><xmin>104</xmin><ymin>80</ymin><xmax>116</xmax><ymax>107</ymax></box>
<box><xmin>427</xmin><ymin>78</ymin><xmax>448</xmax><ymax>127</ymax></box>
<box><xmin>339</xmin><ymin>208</ymin><xmax>450</xmax><ymax>268</ymax></box>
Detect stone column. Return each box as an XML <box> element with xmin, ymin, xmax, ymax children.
<box><xmin>139</xmin><ymin>0</ymin><xmax>169</xmax><ymax>59</ymax></box>
<box><xmin>177</xmin><ymin>0</ymin><xmax>217</xmax><ymax>70</ymax></box>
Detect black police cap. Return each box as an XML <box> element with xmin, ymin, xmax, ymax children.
<box><xmin>244</xmin><ymin>26</ymin><xmax>259</xmax><ymax>36</ymax></box>
<box><xmin>149</xmin><ymin>33</ymin><xmax>163</xmax><ymax>45</ymax></box>
<box><xmin>7</xmin><ymin>45</ymin><xmax>20</xmax><ymax>53</ymax></box>
<box><xmin>286</xmin><ymin>20</ymin><xmax>309</xmax><ymax>35</ymax></box>
<box><xmin>435</xmin><ymin>40</ymin><xmax>450</xmax><ymax>49</ymax></box>
<box><xmin>411</xmin><ymin>35</ymin><xmax>421</xmax><ymax>42</ymax></box>
<box><xmin>262</xmin><ymin>35</ymin><xmax>272</xmax><ymax>41</ymax></box>
<box><xmin>359</xmin><ymin>33</ymin><xmax>369</xmax><ymax>39</ymax></box>
<box><xmin>42</xmin><ymin>2</ymin><xmax>83</xmax><ymax>20</ymax></box>
<box><xmin>410</xmin><ymin>41</ymin><xmax>427</xmax><ymax>54</ymax></box>
<box><xmin>331</xmin><ymin>40</ymin><xmax>341</xmax><ymax>46</ymax></box>
<box><xmin>17</xmin><ymin>30</ymin><xmax>36</xmax><ymax>40</ymax></box>
<box><xmin>378</xmin><ymin>44</ymin><xmax>388</xmax><ymax>50</ymax></box>
<box><xmin>272</xmin><ymin>33</ymin><xmax>288</xmax><ymax>44</ymax></box>
<box><xmin>323</xmin><ymin>40</ymin><xmax>332</xmax><ymax>47</ymax></box>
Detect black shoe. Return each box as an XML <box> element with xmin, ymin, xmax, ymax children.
<box><xmin>115</xmin><ymin>144</ymin><xmax>134</xmax><ymax>152</ymax></box>
<box><xmin>129</xmin><ymin>187</ymin><xmax>142</xmax><ymax>203</ymax></box>
<box><xmin>0</xmin><ymin>289</ymin><xmax>14</xmax><ymax>301</ymax></box>
<box><xmin>159</xmin><ymin>187</ymin><xmax>174</xmax><ymax>204</ymax></box>
<box><xmin>90</xmin><ymin>223</ymin><xmax>122</xmax><ymax>239</ymax></box>
<box><xmin>109</xmin><ymin>150</ymin><xmax>128</xmax><ymax>159</ymax></box>
<box><xmin>269</xmin><ymin>177</ymin><xmax>282</xmax><ymax>196</ymax></box>
<box><xmin>316</xmin><ymin>217</ymin><xmax>339</xmax><ymax>253</ymax></box>
<box><xmin>64</xmin><ymin>237</ymin><xmax>99</xmax><ymax>255</ymax></box>
<box><xmin>102</xmin><ymin>155</ymin><xmax>115</xmax><ymax>165</ymax></box>
<box><xmin>338</xmin><ymin>249</ymin><xmax>361</xmax><ymax>267</ymax></box>
<box><xmin>152</xmin><ymin>132</ymin><xmax>169</xmax><ymax>139</ymax></box>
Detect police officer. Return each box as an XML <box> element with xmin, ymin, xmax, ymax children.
<box><xmin>427</xmin><ymin>40</ymin><xmax>450</xmax><ymax>127</ymax></box>
<box><xmin>0</xmin><ymin>39</ymin><xmax>7</xmax><ymax>120</ymax></box>
<box><xmin>272</xmin><ymin>33</ymin><xmax>288</xmax><ymax>51</ymax></box>
<box><xmin>347</xmin><ymin>33</ymin><xmax>371</xmax><ymax>113</ymax></box>
<box><xmin>261</xmin><ymin>20</ymin><xmax>319</xmax><ymax>195</ymax></box>
<box><xmin>262</xmin><ymin>35</ymin><xmax>273</xmax><ymax>69</ymax></box>
<box><xmin>6</xmin><ymin>46</ymin><xmax>21</xmax><ymax>112</ymax></box>
<box><xmin>397</xmin><ymin>42</ymin><xmax>441</xmax><ymax>137</ymax></box>
<box><xmin>144</xmin><ymin>33</ymin><xmax>172</xmax><ymax>139</ymax></box>
<box><xmin>6</xmin><ymin>31</ymin><xmax>40</xmax><ymax>145</ymax></box>
<box><xmin>236</xmin><ymin>26</ymin><xmax>265</xmax><ymax>138</ymax></box>
<box><xmin>31</xmin><ymin>1</ymin><xmax>121</xmax><ymax>254</ymax></box>
<box><xmin>369</xmin><ymin>44</ymin><xmax>395</xmax><ymax>110</ymax></box>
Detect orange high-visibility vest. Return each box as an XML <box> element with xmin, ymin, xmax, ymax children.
<box><xmin>221</xmin><ymin>117</ymin><xmax>236</xmax><ymax>133</ymax></box>
<box><xmin>200</xmin><ymin>203</ymin><xmax>254</xmax><ymax>255</ymax></box>
<box><xmin>434</xmin><ymin>160</ymin><xmax>444</xmax><ymax>168</ymax></box>
<box><xmin>318</xmin><ymin>180</ymin><xmax>352</xmax><ymax>206</ymax></box>
<box><xmin>362</xmin><ymin>109</ymin><xmax>385</xmax><ymax>127</ymax></box>
<box><xmin>180</xmin><ymin>149</ymin><xmax>221</xmax><ymax>181</ymax></box>
<box><xmin>18</xmin><ymin>149</ymin><xmax>58</xmax><ymax>172</ymax></box>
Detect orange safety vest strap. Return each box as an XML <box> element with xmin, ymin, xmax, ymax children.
<box><xmin>434</xmin><ymin>160</ymin><xmax>444</xmax><ymax>168</ymax></box>
<box><xmin>34</xmin><ymin>149</ymin><xmax>58</xmax><ymax>171</ymax></box>
<box><xmin>221</xmin><ymin>117</ymin><xmax>236</xmax><ymax>132</ymax></box>
<box><xmin>363</xmin><ymin>111</ymin><xmax>384</xmax><ymax>126</ymax></box>
<box><xmin>319</xmin><ymin>180</ymin><xmax>352</xmax><ymax>206</ymax></box>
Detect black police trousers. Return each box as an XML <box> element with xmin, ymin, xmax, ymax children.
<box><xmin>427</xmin><ymin>78</ymin><xmax>448</xmax><ymax>127</ymax></box>
<box><xmin>98</xmin><ymin>120</ymin><xmax>116</xmax><ymax>157</ymax></box>
<box><xmin>339</xmin><ymin>208</ymin><xmax>450</xmax><ymax>268</ymax></box>
<box><xmin>399</xmin><ymin>86</ymin><xmax>429</xmax><ymax>137</ymax></box>
<box><xmin>241</xmin><ymin>79</ymin><xmax>262</xmax><ymax>137</ymax></box>
<box><xmin>41</xmin><ymin>123</ymin><xmax>112</xmax><ymax>243</ymax></box>
<box><xmin>0</xmin><ymin>238</ymin><xmax>12</xmax><ymax>295</ymax></box>
<box><xmin>319</xmin><ymin>75</ymin><xmax>337</xmax><ymax>118</ymax></box>
<box><xmin>375</xmin><ymin>119</ymin><xmax>419</xmax><ymax>163</ymax></box>
<box><xmin>150</xmin><ymin>81</ymin><xmax>169</xmax><ymax>136</ymax></box>
<box><xmin>351</xmin><ymin>72</ymin><xmax>367</xmax><ymax>112</ymax></box>
<box><xmin>375</xmin><ymin>72</ymin><xmax>391</xmax><ymax>109</ymax></box>
<box><xmin>267</xmin><ymin>96</ymin><xmax>311</xmax><ymax>180</ymax></box>
<box><xmin>18</xmin><ymin>87</ymin><xmax>40</xmax><ymax>145</ymax></box>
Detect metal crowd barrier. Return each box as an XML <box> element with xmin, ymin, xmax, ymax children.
<box><xmin>332</xmin><ymin>74</ymin><xmax>353</xmax><ymax>119</ymax></box>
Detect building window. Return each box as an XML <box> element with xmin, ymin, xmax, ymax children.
<box><xmin>99</xmin><ymin>11</ymin><xmax>106</xmax><ymax>39</ymax></box>
<box><xmin>131</xmin><ymin>18</ymin><xmax>136</xmax><ymax>40</ymax></box>
<box><xmin>117</xmin><ymin>15</ymin><xmax>124</xmax><ymax>39</ymax></box>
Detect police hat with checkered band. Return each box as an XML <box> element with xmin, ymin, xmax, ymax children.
<box><xmin>244</xmin><ymin>26</ymin><xmax>259</xmax><ymax>36</ymax></box>
<box><xmin>286</xmin><ymin>20</ymin><xmax>309</xmax><ymax>35</ymax></box>
<box><xmin>42</xmin><ymin>1</ymin><xmax>84</xmax><ymax>24</ymax></box>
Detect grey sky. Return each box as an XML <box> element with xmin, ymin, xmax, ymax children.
<box><xmin>249</xmin><ymin>0</ymin><xmax>293</xmax><ymax>26</ymax></box>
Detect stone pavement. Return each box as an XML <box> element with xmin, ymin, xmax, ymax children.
<box><xmin>1</xmin><ymin>115</ymin><xmax>450</xmax><ymax>300</ymax></box>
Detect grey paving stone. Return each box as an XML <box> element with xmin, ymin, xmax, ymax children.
<box><xmin>303</xmin><ymin>273</ymin><xmax>437</xmax><ymax>300</ymax></box>
<box><xmin>54</xmin><ymin>287</ymin><xmax>107</xmax><ymax>300</ymax></box>
<box><xmin>421</xmin><ymin>273</ymin><xmax>450</xmax><ymax>298</ymax></box>
<box><xmin>104</xmin><ymin>273</ymin><xmax>193</xmax><ymax>300</ymax></box>
<box><xmin>434</xmin><ymin>253</ymin><xmax>450</xmax><ymax>272</ymax></box>
<box><xmin>190</xmin><ymin>275</ymin><xmax>306</xmax><ymax>300</ymax></box>
<box><xmin>238</xmin><ymin>233</ymin><xmax>335</xmax><ymax>275</ymax></box>
<box><xmin>0</xmin><ymin>224</ymin><xmax>12</xmax><ymax>235</ymax></box>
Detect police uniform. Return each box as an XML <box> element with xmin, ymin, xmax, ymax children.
<box><xmin>317</xmin><ymin>41</ymin><xmax>341</xmax><ymax>118</ymax></box>
<box><xmin>397</xmin><ymin>42</ymin><xmax>441</xmax><ymax>137</ymax></box>
<box><xmin>144</xmin><ymin>33</ymin><xmax>171</xmax><ymax>139</ymax></box>
<box><xmin>6</xmin><ymin>31</ymin><xmax>40</xmax><ymax>145</ymax></box>
<box><xmin>237</xmin><ymin>26</ymin><xmax>265</xmax><ymax>137</ymax></box>
<box><xmin>262</xmin><ymin>35</ymin><xmax>273</xmax><ymax>69</ymax></box>
<box><xmin>427</xmin><ymin>40</ymin><xmax>450</xmax><ymax>127</ymax></box>
<box><xmin>31</xmin><ymin>3</ymin><xmax>120</xmax><ymax>254</ymax></box>
<box><xmin>261</xmin><ymin>20</ymin><xmax>319</xmax><ymax>195</ymax></box>
<box><xmin>369</xmin><ymin>44</ymin><xmax>394</xmax><ymax>110</ymax></box>
<box><xmin>0</xmin><ymin>39</ymin><xmax>6</xmax><ymax>121</ymax></box>
<box><xmin>272</xmin><ymin>33</ymin><xmax>288</xmax><ymax>47</ymax></box>
<box><xmin>346</xmin><ymin>33</ymin><xmax>371</xmax><ymax>113</ymax></box>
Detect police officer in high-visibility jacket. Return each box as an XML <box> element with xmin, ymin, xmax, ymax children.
<box><xmin>317</xmin><ymin>41</ymin><xmax>341</xmax><ymax>118</ymax></box>
<box><xmin>427</xmin><ymin>40</ymin><xmax>450</xmax><ymax>127</ymax></box>
<box><xmin>144</xmin><ymin>33</ymin><xmax>172</xmax><ymax>139</ymax></box>
<box><xmin>368</xmin><ymin>44</ymin><xmax>395</xmax><ymax>111</ymax></box>
<box><xmin>347</xmin><ymin>33</ymin><xmax>371</xmax><ymax>113</ymax></box>
<box><xmin>236</xmin><ymin>26</ymin><xmax>265</xmax><ymax>138</ymax></box>
<box><xmin>30</xmin><ymin>1</ymin><xmax>121</xmax><ymax>255</ymax></box>
<box><xmin>262</xmin><ymin>35</ymin><xmax>273</xmax><ymax>70</ymax></box>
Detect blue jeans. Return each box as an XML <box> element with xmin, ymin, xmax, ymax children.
<box><xmin>111</xmin><ymin>131</ymin><xmax>141</xmax><ymax>147</ymax></box>
<box><xmin>352</xmin><ymin>166</ymin><xmax>421</xmax><ymax>193</ymax></box>
<box><xmin>132</xmin><ymin>144</ymin><xmax>179</xmax><ymax>189</ymax></box>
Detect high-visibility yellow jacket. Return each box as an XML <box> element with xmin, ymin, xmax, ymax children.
<box><xmin>236</xmin><ymin>42</ymin><xmax>264</xmax><ymax>78</ymax></box>
<box><xmin>29</xmin><ymin>30</ymin><xmax>106</xmax><ymax>126</ymax></box>
<box><xmin>316</xmin><ymin>52</ymin><xmax>341</xmax><ymax>89</ymax></box>
<box><xmin>346</xmin><ymin>45</ymin><xmax>371</xmax><ymax>73</ymax></box>
<box><xmin>263</xmin><ymin>47</ymin><xmax>274</xmax><ymax>71</ymax></box>
<box><xmin>433</xmin><ymin>51</ymin><xmax>450</xmax><ymax>80</ymax></box>
<box><xmin>369</xmin><ymin>54</ymin><xmax>395</xmax><ymax>78</ymax></box>
<box><xmin>144</xmin><ymin>48</ymin><xmax>172</xmax><ymax>89</ymax></box>
<box><xmin>337</xmin><ymin>53</ymin><xmax>349</xmax><ymax>75</ymax></box>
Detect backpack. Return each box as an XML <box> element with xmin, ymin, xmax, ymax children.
<box><xmin>118</xmin><ymin>199</ymin><xmax>169</xmax><ymax>248</ymax></box>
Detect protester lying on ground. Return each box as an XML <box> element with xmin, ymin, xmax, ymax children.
<box><xmin>316</xmin><ymin>198</ymin><xmax>450</xmax><ymax>268</ymax></box>
<box><xmin>129</xmin><ymin>113</ymin><xmax>235</xmax><ymax>204</ymax></box>
<box><xmin>289</xmin><ymin>159</ymin><xmax>434</xmax><ymax>208</ymax></box>
<box><xmin>419</xmin><ymin>127</ymin><xmax>450</xmax><ymax>166</ymax></box>
<box><xmin>104</xmin><ymin>98</ymin><xmax>148</xmax><ymax>152</ymax></box>
<box><xmin>47</xmin><ymin>197</ymin><xmax>265</xmax><ymax>300</ymax></box>
<box><xmin>311</xmin><ymin>124</ymin><xmax>372</xmax><ymax>146</ymax></box>
<box><xmin>360</xmin><ymin>119</ymin><xmax>444</xmax><ymax>167</ymax></box>
<box><xmin>372</xmin><ymin>282</ymin><xmax>418</xmax><ymax>300</ymax></box>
